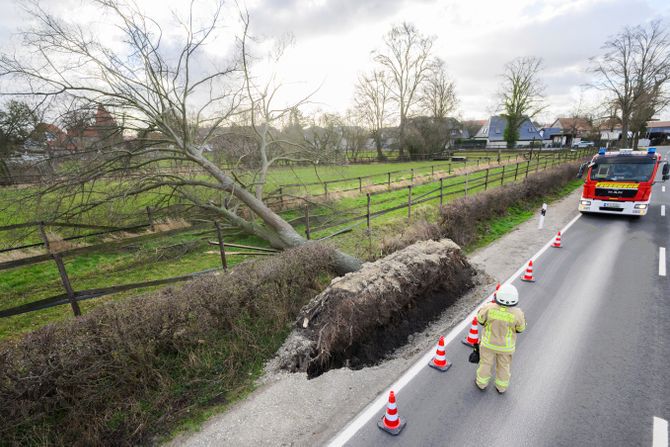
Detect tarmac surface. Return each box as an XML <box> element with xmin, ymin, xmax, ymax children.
<box><xmin>333</xmin><ymin>147</ymin><xmax>670</xmax><ymax>447</ymax></box>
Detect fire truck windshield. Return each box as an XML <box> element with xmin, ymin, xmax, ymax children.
<box><xmin>590</xmin><ymin>161</ymin><xmax>655</xmax><ymax>182</ymax></box>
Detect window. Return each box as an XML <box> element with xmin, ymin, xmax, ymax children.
<box><xmin>590</xmin><ymin>161</ymin><xmax>655</xmax><ymax>182</ymax></box>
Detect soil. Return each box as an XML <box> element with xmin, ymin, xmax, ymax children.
<box><xmin>167</xmin><ymin>187</ymin><xmax>583</xmax><ymax>447</ymax></box>
<box><xmin>290</xmin><ymin>239</ymin><xmax>476</xmax><ymax>378</ymax></box>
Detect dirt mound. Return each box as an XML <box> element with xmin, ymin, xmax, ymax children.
<box><xmin>277</xmin><ymin>239</ymin><xmax>476</xmax><ymax>377</ymax></box>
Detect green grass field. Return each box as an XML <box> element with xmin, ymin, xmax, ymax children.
<box><xmin>0</xmin><ymin>149</ymin><xmax>586</xmax><ymax>340</ymax></box>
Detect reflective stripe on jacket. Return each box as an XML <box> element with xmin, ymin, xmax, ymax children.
<box><xmin>477</xmin><ymin>302</ymin><xmax>526</xmax><ymax>353</ymax></box>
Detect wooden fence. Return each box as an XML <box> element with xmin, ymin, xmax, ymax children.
<box><xmin>301</xmin><ymin>148</ymin><xmax>594</xmax><ymax>239</ymax></box>
<box><xmin>0</xmin><ymin>147</ymin><xmax>593</xmax><ymax>319</ymax></box>
<box><xmin>0</xmin><ymin>220</ymin><xmax>275</xmax><ymax>318</ymax></box>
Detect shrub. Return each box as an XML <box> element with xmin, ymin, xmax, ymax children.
<box><xmin>439</xmin><ymin>162</ymin><xmax>580</xmax><ymax>247</ymax></box>
<box><xmin>379</xmin><ymin>220</ymin><xmax>442</xmax><ymax>255</ymax></box>
<box><xmin>0</xmin><ymin>242</ymin><xmax>337</xmax><ymax>446</ymax></box>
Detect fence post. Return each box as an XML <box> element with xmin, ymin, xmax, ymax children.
<box><xmin>366</xmin><ymin>193</ymin><xmax>371</xmax><ymax>231</ymax></box>
<box><xmin>484</xmin><ymin>168</ymin><xmax>490</xmax><ymax>190</ymax></box>
<box><xmin>359</xmin><ymin>177</ymin><xmax>362</xmax><ymax>193</ymax></box>
<box><xmin>525</xmin><ymin>160</ymin><xmax>531</xmax><ymax>178</ymax></box>
<box><xmin>388</xmin><ymin>172</ymin><xmax>391</xmax><ymax>189</ymax></box>
<box><xmin>439</xmin><ymin>178</ymin><xmax>444</xmax><ymax>206</ymax></box>
<box><xmin>407</xmin><ymin>185</ymin><xmax>413</xmax><ymax>220</ymax></box>
<box><xmin>305</xmin><ymin>205</ymin><xmax>311</xmax><ymax>240</ymax></box>
<box><xmin>214</xmin><ymin>222</ymin><xmax>228</xmax><ymax>271</ymax></box>
<box><xmin>544</xmin><ymin>158</ymin><xmax>548</xmax><ymax>170</ymax></box>
<box><xmin>431</xmin><ymin>165</ymin><xmax>434</xmax><ymax>177</ymax></box>
<box><xmin>411</xmin><ymin>168</ymin><xmax>414</xmax><ymax>183</ymax></box>
<box><xmin>448</xmin><ymin>162</ymin><xmax>452</xmax><ymax>175</ymax></box>
<box><xmin>514</xmin><ymin>162</ymin><xmax>519</xmax><ymax>181</ymax></box>
<box><xmin>501</xmin><ymin>164</ymin><xmax>505</xmax><ymax>186</ymax></box>
<box><xmin>279</xmin><ymin>187</ymin><xmax>284</xmax><ymax>209</ymax></box>
<box><xmin>324</xmin><ymin>182</ymin><xmax>328</xmax><ymax>199</ymax></box>
<box><xmin>39</xmin><ymin>222</ymin><xmax>81</xmax><ymax>317</ymax></box>
<box><xmin>146</xmin><ymin>206</ymin><xmax>154</xmax><ymax>231</ymax></box>
<box><xmin>465</xmin><ymin>172</ymin><xmax>468</xmax><ymax>196</ymax></box>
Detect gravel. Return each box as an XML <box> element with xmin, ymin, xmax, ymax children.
<box><xmin>167</xmin><ymin>187</ymin><xmax>583</xmax><ymax>447</ymax></box>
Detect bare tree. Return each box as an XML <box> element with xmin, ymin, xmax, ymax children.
<box><xmin>0</xmin><ymin>0</ymin><xmax>361</xmax><ymax>273</ymax></box>
<box><xmin>420</xmin><ymin>58</ymin><xmax>458</xmax><ymax>120</ymax></box>
<box><xmin>498</xmin><ymin>56</ymin><xmax>545</xmax><ymax>148</ymax></box>
<box><xmin>0</xmin><ymin>100</ymin><xmax>38</xmax><ymax>157</ymax></box>
<box><xmin>340</xmin><ymin>110</ymin><xmax>368</xmax><ymax>162</ymax></box>
<box><xmin>238</xmin><ymin>16</ymin><xmax>333</xmax><ymax>200</ymax></box>
<box><xmin>301</xmin><ymin>110</ymin><xmax>345</xmax><ymax>159</ymax></box>
<box><xmin>590</xmin><ymin>20</ymin><xmax>670</xmax><ymax>147</ymax></box>
<box><xmin>374</xmin><ymin>22</ymin><xmax>434</xmax><ymax>159</ymax></box>
<box><xmin>354</xmin><ymin>70</ymin><xmax>391</xmax><ymax>161</ymax></box>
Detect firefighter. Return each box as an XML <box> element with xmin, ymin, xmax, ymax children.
<box><xmin>475</xmin><ymin>283</ymin><xmax>526</xmax><ymax>394</ymax></box>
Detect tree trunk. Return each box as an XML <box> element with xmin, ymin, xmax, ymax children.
<box><xmin>398</xmin><ymin>116</ymin><xmax>406</xmax><ymax>160</ymax></box>
<box><xmin>193</xmin><ymin>151</ymin><xmax>363</xmax><ymax>275</ymax></box>
<box><xmin>375</xmin><ymin>134</ymin><xmax>385</xmax><ymax>161</ymax></box>
<box><xmin>621</xmin><ymin>116</ymin><xmax>630</xmax><ymax>147</ymax></box>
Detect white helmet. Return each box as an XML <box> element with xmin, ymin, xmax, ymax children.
<box><xmin>495</xmin><ymin>284</ymin><xmax>519</xmax><ymax>306</ymax></box>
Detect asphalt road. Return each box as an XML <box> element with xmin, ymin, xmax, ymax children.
<box><xmin>332</xmin><ymin>147</ymin><xmax>670</xmax><ymax>447</ymax></box>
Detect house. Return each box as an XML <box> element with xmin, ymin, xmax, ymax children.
<box><xmin>461</xmin><ymin>119</ymin><xmax>487</xmax><ymax>139</ymax></box>
<box><xmin>645</xmin><ymin>120</ymin><xmax>670</xmax><ymax>145</ymax></box>
<box><xmin>23</xmin><ymin>123</ymin><xmax>68</xmax><ymax>153</ymax></box>
<box><xmin>539</xmin><ymin>127</ymin><xmax>564</xmax><ymax>147</ymax></box>
<box><xmin>66</xmin><ymin>105</ymin><xmax>123</xmax><ymax>151</ymax></box>
<box><xmin>548</xmin><ymin>117</ymin><xmax>594</xmax><ymax>146</ymax></box>
<box><xmin>473</xmin><ymin>116</ymin><xmax>542</xmax><ymax>148</ymax></box>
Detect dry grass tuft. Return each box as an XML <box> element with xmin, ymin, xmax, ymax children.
<box><xmin>45</xmin><ymin>231</ymin><xmax>84</xmax><ymax>252</ymax></box>
<box><xmin>151</xmin><ymin>217</ymin><xmax>190</xmax><ymax>233</ymax></box>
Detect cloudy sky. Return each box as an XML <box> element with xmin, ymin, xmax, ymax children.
<box><xmin>1</xmin><ymin>0</ymin><xmax>669</xmax><ymax>123</ymax></box>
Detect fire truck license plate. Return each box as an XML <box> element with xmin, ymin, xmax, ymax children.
<box><xmin>602</xmin><ymin>202</ymin><xmax>622</xmax><ymax>208</ymax></box>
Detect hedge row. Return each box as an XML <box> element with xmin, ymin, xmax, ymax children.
<box><xmin>439</xmin><ymin>162</ymin><xmax>581</xmax><ymax>247</ymax></box>
<box><xmin>0</xmin><ymin>243</ymin><xmax>338</xmax><ymax>446</ymax></box>
<box><xmin>380</xmin><ymin>162</ymin><xmax>581</xmax><ymax>253</ymax></box>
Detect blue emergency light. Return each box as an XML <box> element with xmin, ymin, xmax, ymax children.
<box><xmin>598</xmin><ymin>148</ymin><xmax>606</xmax><ymax>155</ymax></box>
<box><xmin>648</xmin><ymin>147</ymin><xmax>657</xmax><ymax>154</ymax></box>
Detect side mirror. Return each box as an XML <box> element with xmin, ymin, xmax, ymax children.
<box><xmin>577</xmin><ymin>163</ymin><xmax>586</xmax><ymax>178</ymax></box>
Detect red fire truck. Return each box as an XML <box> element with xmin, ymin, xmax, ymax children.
<box><xmin>577</xmin><ymin>147</ymin><xmax>669</xmax><ymax>216</ymax></box>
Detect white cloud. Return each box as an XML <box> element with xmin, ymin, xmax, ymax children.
<box><xmin>1</xmin><ymin>0</ymin><xmax>669</xmax><ymax>120</ymax></box>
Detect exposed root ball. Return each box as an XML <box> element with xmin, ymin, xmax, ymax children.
<box><xmin>287</xmin><ymin>239</ymin><xmax>475</xmax><ymax>377</ymax></box>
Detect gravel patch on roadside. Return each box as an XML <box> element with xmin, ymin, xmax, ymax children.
<box><xmin>168</xmin><ymin>187</ymin><xmax>583</xmax><ymax>447</ymax></box>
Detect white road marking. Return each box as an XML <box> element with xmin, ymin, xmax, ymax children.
<box><xmin>327</xmin><ymin>213</ymin><xmax>583</xmax><ymax>447</ymax></box>
<box><xmin>663</xmin><ymin>186</ymin><xmax>666</xmax><ymax>193</ymax></box>
<box><xmin>662</xmin><ymin>205</ymin><xmax>666</xmax><ymax>217</ymax></box>
<box><xmin>660</xmin><ymin>248</ymin><xmax>667</xmax><ymax>277</ymax></box>
<box><xmin>654</xmin><ymin>417</ymin><xmax>668</xmax><ymax>447</ymax></box>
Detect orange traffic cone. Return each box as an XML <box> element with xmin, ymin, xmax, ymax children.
<box><xmin>552</xmin><ymin>231</ymin><xmax>562</xmax><ymax>248</ymax></box>
<box><xmin>491</xmin><ymin>282</ymin><xmax>500</xmax><ymax>302</ymax></box>
<box><xmin>521</xmin><ymin>260</ymin><xmax>535</xmax><ymax>282</ymax></box>
<box><xmin>462</xmin><ymin>316</ymin><xmax>479</xmax><ymax>346</ymax></box>
<box><xmin>377</xmin><ymin>390</ymin><xmax>406</xmax><ymax>435</ymax></box>
<box><xmin>429</xmin><ymin>336</ymin><xmax>452</xmax><ymax>372</ymax></box>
